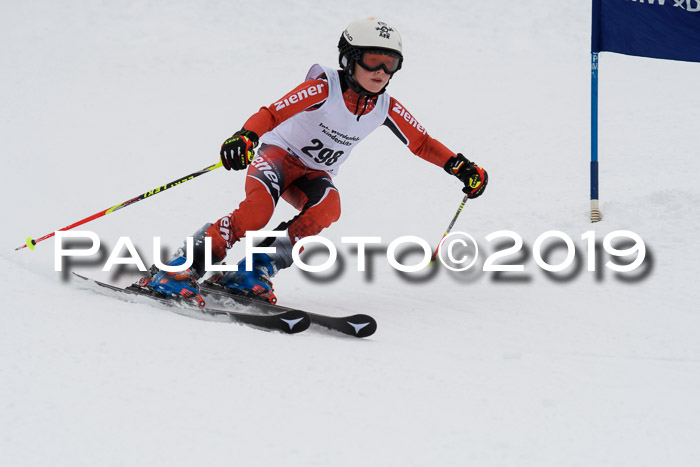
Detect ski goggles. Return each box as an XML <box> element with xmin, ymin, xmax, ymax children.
<box><xmin>357</xmin><ymin>50</ymin><xmax>403</xmax><ymax>74</ymax></box>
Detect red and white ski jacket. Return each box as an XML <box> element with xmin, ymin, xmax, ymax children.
<box><xmin>241</xmin><ymin>64</ymin><xmax>456</xmax><ymax>175</ymax></box>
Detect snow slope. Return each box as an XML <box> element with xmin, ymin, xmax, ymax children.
<box><xmin>2</xmin><ymin>1</ymin><xmax>700</xmax><ymax>466</ymax></box>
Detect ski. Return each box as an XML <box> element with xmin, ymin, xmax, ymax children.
<box><xmin>72</xmin><ymin>273</ymin><xmax>310</xmax><ymax>334</ymax></box>
<box><xmin>199</xmin><ymin>280</ymin><xmax>377</xmax><ymax>338</ymax></box>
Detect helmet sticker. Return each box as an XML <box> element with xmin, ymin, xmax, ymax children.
<box><xmin>376</xmin><ymin>22</ymin><xmax>394</xmax><ymax>39</ymax></box>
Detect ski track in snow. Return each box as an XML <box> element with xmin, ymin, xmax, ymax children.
<box><xmin>2</xmin><ymin>1</ymin><xmax>700</xmax><ymax>466</ymax></box>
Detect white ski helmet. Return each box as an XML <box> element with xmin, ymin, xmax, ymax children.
<box><xmin>338</xmin><ymin>17</ymin><xmax>403</xmax><ymax>76</ymax></box>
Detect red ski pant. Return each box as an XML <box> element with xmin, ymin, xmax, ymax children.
<box><xmin>206</xmin><ymin>144</ymin><xmax>341</xmax><ymax>259</ymax></box>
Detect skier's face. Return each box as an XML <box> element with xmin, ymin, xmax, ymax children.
<box><xmin>353</xmin><ymin>63</ymin><xmax>390</xmax><ymax>94</ymax></box>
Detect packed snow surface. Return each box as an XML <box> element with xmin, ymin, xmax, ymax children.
<box><xmin>2</xmin><ymin>1</ymin><xmax>699</xmax><ymax>466</ymax></box>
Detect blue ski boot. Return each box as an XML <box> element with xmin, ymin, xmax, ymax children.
<box><xmin>139</xmin><ymin>222</ymin><xmax>229</xmax><ymax>308</ymax></box>
<box><xmin>216</xmin><ymin>253</ymin><xmax>279</xmax><ymax>304</ymax></box>
<box><xmin>145</xmin><ymin>256</ymin><xmax>206</xmax><ymax>308</ymax></box>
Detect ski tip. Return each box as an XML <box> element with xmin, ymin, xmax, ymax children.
<box><xmin>280</xmin><ymin>310</ymin><xmax>311</xmax><ymax>334</ymax></box>
<box><xmin>345</xmin><ymin>314</ymin><xmax>378</xmax><ymax>338</ymax></box>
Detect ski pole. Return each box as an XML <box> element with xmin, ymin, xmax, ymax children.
<box><xmin>16</xmin><ymin>161</ymin><xmax>223</xmax><ymax>251</ymax></box>
<box><xmin>430</xmin><ymin>195</ymin><xmax>469</xmax><ymax>265</ymax></box>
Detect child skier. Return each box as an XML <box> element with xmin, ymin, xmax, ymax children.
<box><xmin>147</xmin><ymin>17</ymin><xmax>488</xmax><ymax>305</ymax></box>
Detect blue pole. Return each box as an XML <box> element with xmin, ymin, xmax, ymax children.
<box><xmin>590</xmin><ymin>52</ymin><xmax>601</xmax><ymax>222</ymax></box>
